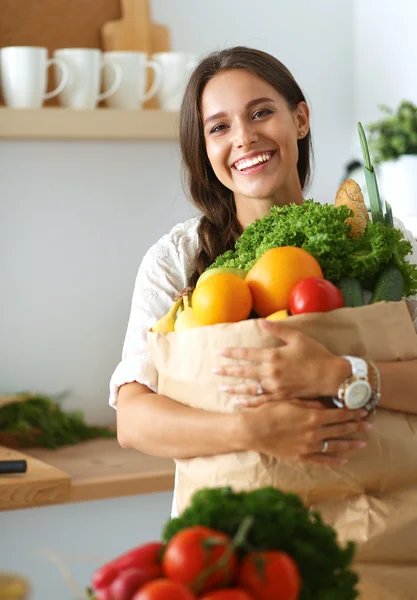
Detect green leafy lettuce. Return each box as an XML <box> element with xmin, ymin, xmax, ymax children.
<box><xmin>210</xmin><ymin>201</ymin><xmax>417</xmax><ymax>296</ymax></box>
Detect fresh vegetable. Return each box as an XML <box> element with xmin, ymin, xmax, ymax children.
<box><xmin>162</xmin><ymin>525</ymin><xmax>237</xmax><ymax>595</ymax></box>
<box><xmin>109</xmin><ymin>567</ymin><xmax>162</xmax><ymax>600</ymax></box>
<box><xmin>113</xmin><ymin>542</ymin><xmax>163</xmax><ymax>572</ymax></box>
<box><xmin>0</xmin><ymin>393</ymin><xmax>115</xmax><ymax>450</ymax></box>
<box><xmin>132</xmin><ymin>578</ymin><xmax>196</xmax><ymax>600</ymax></box>
<box><xmin>91</xmin><ymin>542</ymin><xmax>163</xmax><ymax>599</ymax></box>
<box><xmin>289</xmin><ymin>278</ymin><xmax>344</xmax><ymax>315</ymax></box>
<box><xmin>336</xmin><ymin>277</ymin><xmax>365</xmax><ymax>308</ymax></box>
<box><xmin>245</xmin><ymin>247</ymin><xmax>323</xmax><ymax>317</ymax></box>
<box><xmin>92</xmin><ymin>564</ymin><xmax>119</xmax><ymax>590</ymax></box>
<box><xmin>163</xmin><ymin>487</ymin><xmax>358</xmax><ymax>600</ymax></box>
<box><xmin>334</xmin><ymin>179</ymin><xmax>369</xmax><ymax>239</ymax></box>
<box><xmin>95</xmin><ymin>587</ymin><xmax>113</xmax><ymax>600</ymax></box>
<box><xmin>369</xmin><ymin>265</ymin><xmax>405</xmax><ymax>304</ymax></box>
<box><xmin>237</xmin><ymin>551</ymin><xmax>301</xmax><ymax>600</ymax></box>
<box><xmin>208</xmin><ymin>201</ymin><xmax>417</xmax><ymax>297</ymax></box>
<box><xmin>200</xmin><ymin>590</ymin><xmax>254</xmax><ymax>600</ymax></box>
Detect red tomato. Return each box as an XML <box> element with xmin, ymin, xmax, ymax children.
<box><xmin>110</xmin><ymin>565</ymin><xmax>163</xmax><ymax>600</ymax></box>
<box><xmin>132</xmin><ymin>578</ymin><xmax>196</xmax><ymax>600</ymax></box>
<box><xmin>162</xmin><ymin>526</ymin><xmax>237</xmax><ymax>595</ymax></box>
<box><xmin>92</xmin><ymin>563</ymin><xmax>119</xmax><ymax>590</ymax></box>
<box><xmin>238</xmin><ymin>551</ymin><xmax>301</xmax><ymax>600</ymax></box>
<box><xmin>113</xmin><ymin>542</ymin><xmax>163</xmax><ymax>571</ymax></box>
<box><xmin>289</xmin><ymin>277</ymin><xmax>344</xmax><ymax>315</ymax></box>
<box><xmin>199</xmin><ymin>589</ymin><xmax>255</xmax><ymax>600</ymax></box>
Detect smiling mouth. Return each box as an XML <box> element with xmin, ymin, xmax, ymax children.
<box><xmin>233</xmin><ymin>151</ymin><xmax>275</xmax><ymax>172</ymax></box>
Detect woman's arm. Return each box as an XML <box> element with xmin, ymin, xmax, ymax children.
<box><xmin>117</xmin><ymin>382</ymin><xmax>244</xmax><ymax>457</ymax></box>
<box><xmin>116</xmin><ymin>381</ymin><xmax>369</xmax><ymax>466</ymax></box>
<box><xmin>374</xmin><ymin>359</ymin><xmax>417</xmax><ymax>413</ymax></box>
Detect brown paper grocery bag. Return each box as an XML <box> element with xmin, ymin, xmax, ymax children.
<box><xmin>148</xmin><ymin>300</ymin><xmax>417</xmax><ymax>596</ymax></box>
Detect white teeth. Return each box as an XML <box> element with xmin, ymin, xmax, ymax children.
<box><xmin>234</xmin><ymin>152</ymin><xmax>272</xmax><ymax>171</ymax></box>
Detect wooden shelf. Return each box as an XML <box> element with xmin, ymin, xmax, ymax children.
<box><xmin>0</xmin><ymin>107</ymin><xmax>179</xmax><ymax>140</ymax></box>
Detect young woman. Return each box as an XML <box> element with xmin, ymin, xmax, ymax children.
<box><xmin>109</xmin><ymin>47</ymin><xmax>417</xmax><ymax>517</ymax></box>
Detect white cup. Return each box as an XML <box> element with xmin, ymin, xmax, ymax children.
<box><xmin>151</xmin><ymin>52</ymin><xmax>198</xmax><ymax>111</ymax></box>
<box><xmin>103</xmin><ymin>52</ymin><xmax>162</xmax><ymax>109</ymax></box>
<box><xmin>53</xmin><ymin>48</ymin><xmax>122</xmax><ymax>109</ymax></box>
<box><xmin>0</xmin><ymin>46</ymin><xmax>69</xmax><ymax>108</ymax></box>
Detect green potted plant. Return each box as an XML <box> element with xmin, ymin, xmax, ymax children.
<box><xmin>367</xmin><ymin>101</ymin><xmax>417</xmax><ymax>232</ymax></box>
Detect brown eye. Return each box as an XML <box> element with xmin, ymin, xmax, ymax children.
<box><xmin>253</xmin><ymin>108</ymin><xmax>273</xmax><ymax>119</ymax></box>
<box><xmin>210</xmin><ymin>123</ymin><xmax>227</xmax><ymax>134</ymax></box>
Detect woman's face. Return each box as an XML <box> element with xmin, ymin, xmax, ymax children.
<box><xmin>201</xmin><ymin>69</ymin><xmax>309</xmax><ymax>208</ymax></box>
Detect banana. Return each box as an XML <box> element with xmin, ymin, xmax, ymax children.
<box><xmin>196</xmin><ymin>267</ymin><xmax>247</xmax><ymax>288</ymax></box>
<box><xmin>150</xmin><ymin>297</ymin><xmax>183</xmax><ymax>333</ymax></box>
<box><xmin>266</xmin><ymin>309</ymin><xmax>289</xmax><ymax>321</ymax></box>
<box><xmin>174</xmin><ymin>295</ymin><xmax>202</xmax><ymax>331</ymax></box>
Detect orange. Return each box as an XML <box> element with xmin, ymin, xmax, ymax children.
<box><xmin>245</xmin><ymin>246</ymin><xmax>323</xmax><ymax>317</ymax></box>
<box><xmin>192</xmin><ymin>273</ymin><xmax>253</xmax><ymax>326</ymax></box>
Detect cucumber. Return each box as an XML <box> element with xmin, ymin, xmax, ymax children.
<box><xmin>369</xmin><ymin>265</ymin><xmax>405</xmax><ymax>303</ymax></box>
<box><xmin>336</xmin><ymin>277</ymin><xmax>365</xmax><ymax>307</ymax></box>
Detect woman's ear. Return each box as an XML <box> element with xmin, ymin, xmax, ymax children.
<box><xmin>295</xmin><ymin>101</ymin><xmax>310</xmax><ymax>138</ymax></box>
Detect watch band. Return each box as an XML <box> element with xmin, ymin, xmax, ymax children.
<box><xmin>342</xmin><ymin>355</ymin><xmax>368</xmax><ymax>379</ymax></box>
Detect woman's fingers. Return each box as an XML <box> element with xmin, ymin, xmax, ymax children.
<box><xmin>307</xmin><ymin>438</ymin><xmax>366</xmax><ymax>456</ymax></box>
<box><xmin>315</xmin><ymin>419</ymin><xmax>372</xmax><ymax>442</ymax></box>
<box><xmin>316</xmin><ymin>407</ymin><xmax>369</xmax><ymax>426</ymax></box>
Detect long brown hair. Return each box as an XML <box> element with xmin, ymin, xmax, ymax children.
<box><xmin>179</xmin><ymin>46</ymin><xmax>313</xmax><ymax>287</ymax></box>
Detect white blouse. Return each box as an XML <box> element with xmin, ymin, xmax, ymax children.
<box><xmin>109</xmin><ymin>214</ymin><xmax>417</xmax><ymax>516</ymax></box>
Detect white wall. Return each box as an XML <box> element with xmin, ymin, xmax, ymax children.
<box><xmin>353</xmin><ymin>0</ymin><xmax>417</xmax><ymax>127</ymax></box>
<box><xmin>0</xmin><ymin>0</ymin><xmax>354</xmax><ymax>424</ymax></box>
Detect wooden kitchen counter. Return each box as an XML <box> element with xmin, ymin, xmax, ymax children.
<box><xmin>0</xmin><ymin>439</ymin><xmax>175</xmax><ymax>511</ymax></box>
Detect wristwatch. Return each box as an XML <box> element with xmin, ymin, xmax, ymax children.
<box><xmin>333</xmin><ymin>356</ymin><xmax>380</xmax><ymax>411</ymax></box>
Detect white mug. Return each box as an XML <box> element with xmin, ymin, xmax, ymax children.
<box><xmin>103</xmin><ymin>52</ymin><xmax>162</xmax><ymax>109</ymax></box>
<box><xmin>151</xmin><ymin>52</ymin><xmax>198</xmax><ymax>111</ymax></box>
<box><xmin>53</xmin><ymin>48</ymin><xmax>122</xmax><ymax>109</ymax></box>
<box><xmin>0</xmin><ymin>46</ymin><xmax>69</xmax><ymax>108</ymax></box>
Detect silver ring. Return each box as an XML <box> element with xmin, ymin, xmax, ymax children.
<box><xmin>256</xmin><ymin>381</ymin><xmax>264</xmax><ymax>395</ymax></box>
<box><xmin>322</xmin><ymin>440</ymin><xmax>329</xmax><ymax>453</ymax></box>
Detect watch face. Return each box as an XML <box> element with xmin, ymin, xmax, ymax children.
<box><xmin>345</xmin><ymin>380</ymin><xmax>372</xmax><ymax>409</ymax></box>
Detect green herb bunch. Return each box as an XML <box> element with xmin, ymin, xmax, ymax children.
<box><xmin>163</xmin><ymin>487</ymin><xmax>358</xmax><ymax>600</ymax></box>
<box><xmin>0</xmin><ymin>394</ymin><xmax>116</xmax><ymax>449</ymax></box>
<box><xmin>368</xmin><ymin>101</ymin><xmax>417</xmax><ymax>163</ymax></box>
<box><xmin>210</xmin><ymin>201</ymin><xmax>417</xmax><ymax>295</ymax></box>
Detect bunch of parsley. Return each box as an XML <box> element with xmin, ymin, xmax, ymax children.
<box><xmin>210</xmin><ymin>201</ymin><xmax>417</xmax><ymax>295</ymax></box>
<box><xmin>163</xmin><ymin>487</ymin><xmax>358</xmax><ymax>600</ymax></box>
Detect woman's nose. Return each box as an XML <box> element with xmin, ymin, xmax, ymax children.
<box><xmin>232</xmin><ymin>122</ymin><xmax>259</xmax><ymax>149</ymax></box>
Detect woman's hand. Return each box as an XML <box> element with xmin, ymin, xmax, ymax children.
<box><xmin>214</xmin><ymin>319</ymin><xmax>350</xmax><ymax>407</ymax></box>
<box><xmin>240</xmin><ymin>399</ymin><xmax>372</xmax><ymax>466</ymax></box>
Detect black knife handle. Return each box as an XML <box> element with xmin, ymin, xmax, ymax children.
<box><xmin>0</xmin><ymin>460</ymin><xmax>27</xmax><ymax>474</ymax></box>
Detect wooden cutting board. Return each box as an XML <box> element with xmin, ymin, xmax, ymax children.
<box><xmin>0</xmin><ymin>446</ymin><xmax>70</xmax><ymax>511</ymax></box>
<box><xmin>100</xmin><ymin>0</ymin><xmax>171</xmax><ymax>107</ymax></box>
<box><xmin>101</xmin><ymin>0</ymin><xmax>152</xmax><ymax>53</ymax></box>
